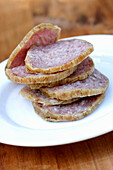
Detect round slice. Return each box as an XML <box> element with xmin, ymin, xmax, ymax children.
<box><xmin>32</xmin><ymin>93</ymin><xmax>105</xmax><ymax>122</ymax></box>
<box><xmin>20</xmin><ymin>86</ymin><xmax>79</xmax><ymax>106</ymax></box>
<box><xmin>5</xmin><ymin>23</ymin><xmax>61</xmax><ymax>79</ymax></box>
<box><xmin>29</xmin><ymin>56</ymin><xmax>94</xmax><ymax>89</ymax></box>
<box><xmin>6</xmin><ymin>65</ymin><xmax>77</xmax><ymax>84</ymax></box>
<box><xmin>40</xmin><ymin>69</ymin><xmax>109</xmax><ymax>100</ymax></box>
<box><xmin>25</xmin><ymin>39</ymin><xmax>94</xmax><ymax>74</ymax></box>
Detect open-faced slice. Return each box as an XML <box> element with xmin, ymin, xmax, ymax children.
<box><xmin>40</xmin><ymin>69</ymin><xmax>109</xmax><ymax>100</ymax></box>
<box><xmin>29</xmin><ymin>56</ymin><xmax>94</xmax><ymax>89</ymax></box>
<box><xmin>6</xmin><ymin>65</ymin><xmax>77</xmax><ymax>84</ymax></box>
<box><xmin>5</xmin><ymin>23</ymin><xmax>61</xmax><ymax>81</ymax></box>
<box><xmin>6</xmin><ymin>23</ymin><xmax>61</xmax><ymax>69</ymax></box>
<box><xmin>25</xmin><ymin>39</ymin><xmax>94</xmax><ymax>74</ymax></box>
<box><xmin>32</xmin><ymin>93</ymin><xmax>105</xmax><ymax>121</ymax></box>
<box><xmin>20</xmin><ymin>86</ymin><xmax>79</xmax><ymax>106</ymax></box>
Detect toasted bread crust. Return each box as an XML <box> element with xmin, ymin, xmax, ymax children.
<box><xmin>25</xmin><ymin>39</ymin><xmax>94</xmax><ymax>74</ymax></box>
<box><xmin>5</xmin><ymin>23</ymin><xmax>61</xmax><ymax>70</ymax></box>
<box><xmin>20</xmin><ymin>86</ymin><xmax>79</xmax><ymax>106</ymax></box>
<box><xmin>32</xmin><ymin>93</ymin><xmax>105</xmax><ymax>122</ymax></box>
<box><xmin>29</xmin><ymin>57</ymin><xmax>94</xmax><ymax>89</ymax></box>
<box><xmin>5</xmin><ymin>65</ymin><xmax>77</xmax><ymax>84</ymax></box>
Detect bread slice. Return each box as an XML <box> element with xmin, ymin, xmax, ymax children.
<box><xmin>32</xmin><ymin>93</ymin><xmax>105</xmax><ymax>121</ymax></box>
<box><xmin>40</xmin><ymin>69</ymin><xmax>109</xmax><ymax>100</ymax></box>
<box><xmin>20</xmin><ymin>86</ymin><xmax>79</xmax><ymax>106</ymax></box>
<box><xmin>25</xmin><ymin>39</ymin><xmax>94</xmax><ymax>74</ymax></box>
<box><xmin>29</xmin><ymin>56</ymin><xmax>94</xmax><ymax>89</ymax></box>
<box><xmin>5</xmin><ymin>65</ymin><xmax>77</xmax><ymax>84</ymax></box>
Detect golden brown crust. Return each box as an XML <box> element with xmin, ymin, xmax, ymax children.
<box><xmin>32</xmin><ymin>93</ymin><xmax>105</xmax><ymax>122</ymax></box>
<box><xmin>20</xmin><ymin>86</ymin><xmax>79</xmax><ymax>106</ymax></box>
<box><xmin>29</xmin><ymin>56</ymin><xmax>94</xmax><ymax>89</ymax></box>
<box><xmin>5</xmin><ymin>23</ymin><xmax>61</xmax><ymax>70</ymax></box>
<box><xmin>5</xmin><ymin>65</ymin><xmax>77</xmax><ymax>84</ymax></box>
<box><xmin>40</xmin><ymin>70</ymin><xmax>109</xmax><ymax>100</ymax></box>
<box><xmin>25</xmin><ymin>39</ymin><xmax>94</xmax><ymax>74</ymax></box>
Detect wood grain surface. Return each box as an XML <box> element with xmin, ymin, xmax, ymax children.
<box><xmin>0</xmin><ymin>132</ymin><xmax>113</xmax><ymax>170</ymax></box>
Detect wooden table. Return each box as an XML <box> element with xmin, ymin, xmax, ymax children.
<box><xmin>0</xmin><ymin>132</ymin><xmax>112</xmax><ymax>170</ymax></box>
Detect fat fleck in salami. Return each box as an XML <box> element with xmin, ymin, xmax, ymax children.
<box><xmin>25</xmin><ymin>39</ymin><xmax>94</xmax><ymax>74</ymax></box>
<box><xmin>29</xmin><ymin>56</ymin><xmax>94</xmax><ymax>89</ymax></box>
<box><xmin>40</xmin><ymin>69</ymin><xmax>109</xmax><ymax>100</ymax></box>
<box><xmin>32</xmin><ymin>93</ymin><xmax>105</xmax><ymax>121</ymax></box>
<box><xmin>20</xmin><ymin>86</ymin><xmax>79</xmax><ymax>106</ymax></box>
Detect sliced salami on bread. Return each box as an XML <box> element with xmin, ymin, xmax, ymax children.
<box><xmin>5</xmin><ymin>23</ymin><xmax>61</xmax><ymax>83</ymax></box>
<box><xmin>25</xmin><ymin>38</ymin><xmax>93</xmax><ymax>74</ymax></box>
<box><xmin>20</xmin><ymin>86</ymin><xmax>79</xmax><ymax>106</ymax></box>
<box><xmin>32</xmin><ymin>93</ymin><xmax>105</xmax><ymax>121</ymax></box>
<box><xmin>29</xmin><ymin>56</ymin><xmax>94</xmax><ymax>89</ymax></box>
<box><xmin>6</xmin><ymin>23</ymin><xmax>61</xmax><ymax>69</ymax></box>
<box><xmin>40</xmin><ymin>69</ymin><xmax>109</xmax><ymax>100</ymax></box>
<box><xmin>6</xmin><ymin>65</ymin><xmax>77</xmax><ymax>84</ymax></box>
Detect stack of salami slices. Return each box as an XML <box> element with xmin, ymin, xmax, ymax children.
<box><xmin>5</xmin><ymin>23</ymin><xmax>109</xmax><ymax>122</ymax></box>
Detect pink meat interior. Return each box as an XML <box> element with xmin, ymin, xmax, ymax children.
<box><xmin>11</xmin><ymin>66</ymin><xmax>56</xmax><ymax>78</ymax></box>
<box><xmin>38</xmin><ymin>94</ymin><xmax>102</xmax><ymax>115</ymax></box>
<box><xmin>10</xmin><ymin>29</ymin><xmax>58</xmax><ymax>68</ymax></box>
<box><xmin>27</xmin><ymin>39</ymin><xmax>92</xmax><ymax>69</ymax></box>
<box><xmin>44</xmin><ymin>69</ymin><xmax>108</xmax><ymax>92</ymax></box>
<box><xmin>10</xmin><ymin>57</ymin><xmax>93</xmax><ymax>78</ymax></box>
<box><xmin>69</xmin><ymin>57</ymin><xmax>93</xmax><ymax>78</ymax></box>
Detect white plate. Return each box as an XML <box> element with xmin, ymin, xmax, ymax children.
<box><xmin>0</xmin><ymin>35</ymin><xmax>113</xmax><ymax>147</ymax></box>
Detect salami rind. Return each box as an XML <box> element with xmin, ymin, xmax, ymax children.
<box><xmin>5</xmin><ymin>23</ymin><xmax>61</xmax><ymax>71</ymax></box>
<box><xmin>20</xmin><ymin>86</ymin><xmax>79</xmax><ymax>106</ymax></box>
<box><xmin>25</xmin><ymin>39</ymin><xmax>94</xmax><ymax>74</ymax></box>
<box><xmin>6</xmin><ymin>65</ymin><xmax>77</xmax><ymax>84</ymax></box>
<box><xmin>32</xmin><ymin>93</ymin><xmax>105</xmax><ymax>121</ymax></box>
<box><xmin>40</xmin><ymin>69</ymin><xmax>109</xmax><ymax>100</ymax></box>
<box><xmin>29</xmin><ymin>57</ymin><xmax>94</xmax><ymax>89</ymax></box>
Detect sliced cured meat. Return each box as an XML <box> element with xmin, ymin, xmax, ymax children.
<box><xmin>32</xmin><ymin>93</ymin><xmax>105</xmax><ymax>121</ymax></box>
<box><xmin>29</xmin><ymin>57</ymin><xmax>94</xmax><ymax>89</ymax></box>
<box><xmin>6</xmin><ymin>65</ymin><xmax>77</xmax><ymax>84</ymax></box>
<box><xmin>5</xmin><ymin>23</ymin><xmax>61</xmax><ymax>72</ymax></box>
<box><xmin>25</xmin><ymin>39</ymin><xmax>94</xmax><ymax>74</ymax></box>
<box><xmin>20</xmin><ymin>86</ymin><xmax>79</xmax><ymax>106</ymax></box>
<box><xmin>40</xmin><ymin>69</ymin><xmax>109</xmax><ymax>100</ymax></box>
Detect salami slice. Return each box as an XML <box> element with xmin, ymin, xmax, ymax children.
<box><xmin>6</xmin><ymin>65</ymin><xmax>77</xmax><ymax>84</ymax></box>
<box><xmin>25</xmin><ymin>39</ymin><xmax>94</xmax><ymax>74</ymax></box>
<box><xmin>29</xmin><ymin>56</ymin><xmax>94</xmax><ymax>89</ymax></box>
<box><xmin>20</xmin><ymin>86</ymin><xmax>79</xmax><ymax>106</ymax></box>
<box><xmin>40</xmin><ymin>69</ymin><xmax>109</xmax><ymax>100</ymax></box>
<box><xmin>5</xmin><ymin>23</ymin><xmax>61</xmax><ymax>76</ymax></box>
<box><xmin>32</xmin><ymin>93</ymin><xmax>105</xmax><ymax>121</ymax></box>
